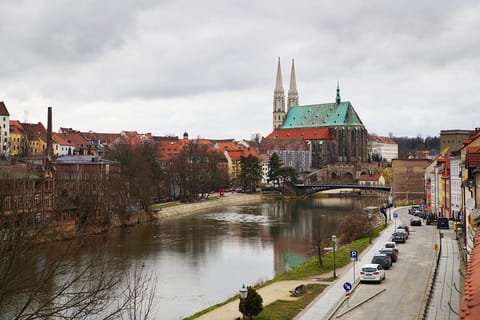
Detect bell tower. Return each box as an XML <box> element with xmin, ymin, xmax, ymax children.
<box><xmin>273</xmin><ymin>57</ymin><xmax>286</xmax><ymax>129</ymax></box>
<box><xmin>287</xmin><ymin>59</ymin><xmax>298</xmax><ymax>108</ymax></box>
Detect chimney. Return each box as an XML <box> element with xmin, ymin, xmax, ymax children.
<box><xmin>47</xmin><ymin>107</ymin><xmax>53</xmax><ymax>161</ymax></box>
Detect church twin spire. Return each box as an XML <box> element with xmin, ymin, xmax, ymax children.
<box><xmin>272</xmin><ymin>58</ymin><xmax>345</xmax><ymax>130</ymax></box>
<box><xmin>273</xmin><ymin>57</ymin><xmax>298</xmax><ymax>129</ymax></box>
<box><xmin>288</xmin><ymin>59</ymin><xmax>298</xmax><ymax>108</ymax></box>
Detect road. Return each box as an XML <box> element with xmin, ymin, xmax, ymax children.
<box><xmin>333</xmin><ymin>208</ymin><xmax>439</xmax><ymax>320</ymax></box>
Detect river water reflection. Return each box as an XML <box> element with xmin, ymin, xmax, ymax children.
<box><xmin>29</xmin><ymin>197</ymin><xmax>385</xmax><ymax>319</ymax></box>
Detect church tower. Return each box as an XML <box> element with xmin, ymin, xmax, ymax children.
<box><xmin>287</xmin><ymin>59</ymin><xmax>298</xmax><ymax>108</ymax></box>
<box><xmin>273</xmin><ymin>57</ymin><xmax>286</xmax><ymax>129</ymax></box>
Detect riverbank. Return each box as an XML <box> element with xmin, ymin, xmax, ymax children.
<box><xmin>151</xmin><ymin>193</ymin><xmax>263</xmax><ymax>219</ymax></box>
<box><xmin>186</xmin><ymin>225</ymin><xmax>385</xmax><ymax>320</ymax></box>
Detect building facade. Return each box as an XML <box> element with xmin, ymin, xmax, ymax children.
<box><xmin>392</xmin><ymin>158</ymin><xmax>430</xmax><ymax>204</ymax></box>
<box><xmin>450</xmin><ymin>155</ymin><xmax>462</xmax><ymax>219</ymax></box>
<box><xmin>0</xmin><ymin>102</ymin><xmax>10</xmax><ymax>156</ymax></box>
<box><xmin>368</xmin><ymin>135</ymin><xmax>398</xmax><ymax>163</ymax></box>
<box><xmin>440</xmin><ymin>129</ymin><xmax>472</xmax><ymax>154</ymax></box>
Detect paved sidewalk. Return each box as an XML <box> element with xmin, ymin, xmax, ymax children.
<box><xmin>426</xmin><ymin>230</ymin><xmax>461</xmax><ymax>320</ymax></box>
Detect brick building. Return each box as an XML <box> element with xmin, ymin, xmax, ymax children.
<box><xmin>392</xmin><ymin>158</ymin><xmax>430</xmax><ymax>204</ymax></box>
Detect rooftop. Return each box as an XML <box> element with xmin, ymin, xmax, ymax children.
<box><xmin>280</xmin><ymin>101</ymin><xmax>364</xmax><ymax>129</ymax></box>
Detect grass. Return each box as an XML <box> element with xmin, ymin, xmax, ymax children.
<box><xmin>255</xmin><ymin>284</ymin><xmax>326</xmax><ymax>320</ymax></box>
<box><xmin>185</xmin><ymin>224</ymin><xmax>386</xmax><ymax>319</ymax></box>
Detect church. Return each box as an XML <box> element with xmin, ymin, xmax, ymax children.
<box><xmin>261</xmin><ymin>58</ymin><xmax>369</xmax><ymax>180</ymax></box>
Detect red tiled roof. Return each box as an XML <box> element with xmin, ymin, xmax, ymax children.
<box><xmin>156</xmin><ymin>139</ymin><xmax>189</xmax><ymax>161</ymax></box>
<box><xmin>368</xmin><ymin>135</ymin><xmax>396</xmax><ymax>144</ymax></box>
<box><xmin>52</xmin><ymin>133</ymin><xmax>74</xmax><ymax>146</ymax></box>
<box><xmin>0</xmin><ymin>101</ymin><xmax>10</xmax><ymax>116</ymax></box>
<box><xmin>216</xmin><ymin>141</ymin><xmax>244</xmax><ymax>151</ymax></box>
<box><xmin>83</xmin><ymin>132</ymin><xmax>121</xmax><ymax>144</ymax></box>
<box><xmin>461</xmin><ymin>227</ymin><xmax>480</xmax><ymax>319</ymax></box>
<box><xmin>460</xmin><ymin>130</ymin><xmax>480</xmax><ymax>152</ymax></box>
<box><xmin>228</xmin><ymin>148</ymin><xmax>259</xmax><ymax>161</ymax></box>
<box><xmin>264</xmin><ymin>128</ymin><xmax>335</xmax><ymax>140</ymax></box>
<box><xmin>22</xmin><ymin>122</ymin><xmax>47</xmax><ymax>141</ymax></box>
<box><xmin>9</xmin><ymin>120</ymin><xmax>23</xmax><ymax>134</ymax></box>
<box><xmin>466</xmin><ymin>147</ymin><xmax>480</xmax><ymax>168</ymax></box>
<box><xmin>120</xmin><ymin>131</ymin><xmax>153</xmax><ymax>144</ymax></box>
<box><xmin>56</xmin><ymin>131</ymin><xmax>89</xmax><ymax>147</ymax></box>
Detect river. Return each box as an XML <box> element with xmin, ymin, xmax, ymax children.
<box><xmin>4</xmin><ymin>196</ymin><xmax>385</xmax><ymax>319</ymax></box>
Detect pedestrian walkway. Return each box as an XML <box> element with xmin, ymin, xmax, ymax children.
<box><xmin>426</xmin><ymin>230</ymin><xmax>461</xmax><ymax>320</ymax></box>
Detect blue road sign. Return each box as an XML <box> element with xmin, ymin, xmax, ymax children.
<box><xmin>459</xmin><ymin>211</ymin><xmax>464</xmax><ymax>219</ymax></box>
<box><xmin>343</xmin><ymin>282</ymin><xmax>352</xmax><ymax>292</ymax></box>
<box><xmin>393</xmin><ymin>212</ymin><xmax>398</xmax><ymax>219</ymax></box>
<box><xmin>350</xmin><ymin>250</ymin><xmax>358</xmax><ymax>260</ymax></box>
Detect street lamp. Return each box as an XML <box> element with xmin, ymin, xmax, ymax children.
<box><xmin>332</xmin><ymin>234</ymin><xmax>337</xmax><ymax>279</ymax></box>
<box><xmin>368</xmin><ymin>212</ymin><xmax>372</xmax><ymax>244</ymax></box>
<box><xmin>239</xmin><ymin>284</ymin><xmax>248</xmax><ymax>319</ymax></box>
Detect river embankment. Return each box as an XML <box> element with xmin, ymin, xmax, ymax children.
<box><xmin>152</xmin><ymin>193</ymin><xmax>263</xmax><ymax>218</ymax></box>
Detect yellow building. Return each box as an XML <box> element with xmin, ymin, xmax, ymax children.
<box><xmin>9</xmin><ymin>120</ymin><xmax>24</xmax><ymax>156</ymax></box>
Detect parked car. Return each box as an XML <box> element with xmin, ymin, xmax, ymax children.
<box><xmin>371</xmin><ymin>254</ymin><xmax>392</xmax><ymax>269</ymax></box>
<box><xmin>410</xmin><ymin>217</ymin><xmax>422</xmax><ymax>226</ymax></box>
<box><xmin>360</xmin><ymin>263</ymin><xmax>386</xmax><ymax>283</ymax></box>
<box><xmin>437</xmin><ymin>217</ymin><xmax>450</xmax><ymax>229</ymax></box>
<box><xmin>392</xmin><ymin>231</ymin><xmax>406</xmax><ymax>243</ymax></box>
<box><xmin>379</xmin><ymin>248</ymin><xmax>398</xmax><ymax>262</ymax></box>
<box><xmin>384</xmin><ymin>241</ymin><xmax>399</xmax><ymax>254</ymax></box>
<box><xmin>395</xmin><ymin>228</ymin><xmax>409</xmax><ymax>240</ymax></box>
<box><xmin>397</xmin><ymin>224</ymin><xmax>410</xmax><ymax>235</ymax></box>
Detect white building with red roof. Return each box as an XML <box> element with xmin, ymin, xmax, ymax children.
<box><xmin>368</xmin><ymin>135</ymin><xmax>398</xmax><ymax>163</ymax></box>
<box><xmin>358</xmin><ymin>173</ymin><xmax>385</xmax><ymax>186</ymax></box>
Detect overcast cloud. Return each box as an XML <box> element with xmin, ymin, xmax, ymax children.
<box><xmin>1</xmin><ymin>0</ymin><xmax>479</xmax><ymax>140</ymax></box>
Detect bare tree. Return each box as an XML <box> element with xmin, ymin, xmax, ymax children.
<box><xmin>1</xmin><ymin>164</ymin><xmax>156</xmax><ymax>320</ymax></box>
<box><xmin>171</xmin><ymin>141</ymin><xmax>228</xmax><ymax>202</ymax></box>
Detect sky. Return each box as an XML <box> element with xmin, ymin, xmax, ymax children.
<box><xmin>1</xmin><ymin>0</ymin><xmax>479</xmax><ymax>141</ymax></box>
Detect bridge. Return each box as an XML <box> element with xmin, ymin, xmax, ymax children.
<box><xmin>294</xmin><ymin>183</ymin><xmax>392</xmax><ymax>195</ymax></box>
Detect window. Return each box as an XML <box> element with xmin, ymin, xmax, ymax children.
<box><xmin>4</xmin><ymin>196</ymin><xmax>11</xmax><ymax>210</ymax></box>
<box><xmin>45</xmin><ymin>195</ymin><xmax>52</xmax><ymax>207</ymax></box>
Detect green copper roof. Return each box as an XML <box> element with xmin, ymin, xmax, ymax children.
<box><xmin>279</xmin><ymin>101</ymin><xmax>364</xmax><ymax>129</ymax></box>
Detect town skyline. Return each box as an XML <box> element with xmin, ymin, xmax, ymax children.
<box><xmin>1</xmin><ymin>1</ymin><xmax>479</xmax><ymax>140</ymax></box>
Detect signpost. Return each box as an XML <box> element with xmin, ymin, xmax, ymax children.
<box><xmin>343</xmin><ymin>282</ymin><xmax>352</xmax><ymax>307</ymax></box>
<box><xmin>350</xmin><ymin>250</ymin><xmax>358</xmax><ymax>284</ymax></box>
<box><xmin>393</xmin><ymin>212</ymin><xmax>398</xmax><ymax>229</ymax></box>
<box><xmin>343</xmin><ymin>282</ymin><xmax>352</xmax><ymax>291</ymax></box>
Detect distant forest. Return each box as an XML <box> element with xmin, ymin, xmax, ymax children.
<box><xmin>391</xmin><ymin>135</ymin><xmax>440</xmax><ymax>159</ymax></box>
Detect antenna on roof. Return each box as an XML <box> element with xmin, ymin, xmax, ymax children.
<box><xmin>23</xmin><ymin>110</ymin><xmax>29</xmax><ymax>123</ymax></box>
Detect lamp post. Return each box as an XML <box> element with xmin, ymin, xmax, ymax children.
<box><xmin>332</xmin><ymin>234</ymin><xmax>337</xmax><ymax>279</ymax></box>
<box><xmin>239</xmin><ymin>284</ymin><xmax>248</xmax><ymax>319</ymax></box>
<box><xmin>368</xmin><ymin>212</ymin><xmax>372</xmax><ymax>244</ymax></box>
